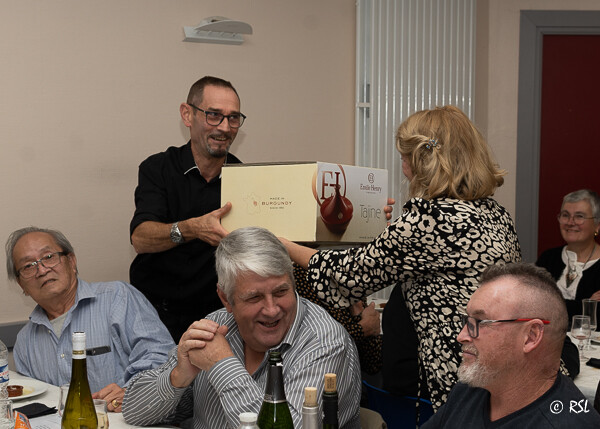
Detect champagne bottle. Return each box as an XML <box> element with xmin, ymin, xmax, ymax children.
<box><xmin>301</xmin><ymin>386</ymin><xmax>319</xmax><ymax>429</ymax></box>
<box><xmin>322</xmin><ymin>373</ymin><xmax>339</xmax><ymax>429</ymax></box>
<box><xmin>61</xmin><ymin>332</ymin><xmax>98</xmax><ymax>429</ymax></box>
<box><xmin>257</xmin><ymin>351</ymin><xmax>293</xmax><ymax>429</ymax></box>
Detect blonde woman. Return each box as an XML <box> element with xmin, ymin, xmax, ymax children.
<box><xmin>281</xmin><ymin>106</ymin><xmax>521</xmax><ymax>410</ymax></box>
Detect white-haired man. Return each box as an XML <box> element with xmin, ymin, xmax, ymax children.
<box><xmin>123</xmin><ymin>226</ymin><xmax>361</xmax><ymax>428</ymax></box>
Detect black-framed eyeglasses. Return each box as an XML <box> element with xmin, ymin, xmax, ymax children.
<box><xmin>17</xmin><ymin>252</ymin><xmax>67</xmax><ymax>279</ymax></box>
<box><xmin>460</xmin><ymin>314</ymin><xmax>550</xmax><ymax>339</ymax></box>
<box><xmin>188</xmin><ymin>103</ymin><xmax>246</xmax><ymax>128</ymax></box>
<box><xmin>557</xmin><ymin>212</ymin><xmax>595</xmax><ymax>225</ymax></box>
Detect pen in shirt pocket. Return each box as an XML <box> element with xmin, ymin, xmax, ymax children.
<box><xmin>86</xmin><ymin>346</ymin><xmax>111</xmax><ymax>356</ymax></box>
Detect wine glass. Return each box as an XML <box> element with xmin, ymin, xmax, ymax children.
<box><xmin>571</xmin><ymin>315</ymin><xmax>592</xmax><ymax>360</ymax></box>
<box><xmin>582</xmin><ymin>299</ymin><xmax>598</xmax><ymax>350</ymax></box>
<box><xmin>93</xmin><ymin>399</ymin><xmax>109</xmax><ymax>429</ymax></box>
<box><xmin>58</xmin><ymin>384</ymin><xmax>69</xmax><ymax>416</ymax></box>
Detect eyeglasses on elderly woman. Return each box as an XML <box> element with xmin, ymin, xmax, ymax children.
<box><xmin>557</xmin><ymin>212</ymin><xmax>595</xmax><ymax>225</ymax></box>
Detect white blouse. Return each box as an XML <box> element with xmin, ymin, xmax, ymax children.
<box><xmin>558</xmin><ymin>247</ymin><xmax>599</xmax><ymax>300</ymax></box>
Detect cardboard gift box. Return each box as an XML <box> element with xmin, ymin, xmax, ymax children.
<box><xmin>221</xmin><ymin>162</ymin><xmax>389</xmax><ymax>243</ymax></box>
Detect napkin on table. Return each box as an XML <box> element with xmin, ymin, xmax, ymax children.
<box><xmin>14</xmin><ymin>403</ymin><xmax>57</xmax><ymax>419</ymax></box>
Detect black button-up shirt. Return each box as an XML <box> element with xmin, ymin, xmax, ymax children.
<box><xmin>129</xmin><ymin>142</ymin><xmax>241</xmax><ymax>324</ymax></box>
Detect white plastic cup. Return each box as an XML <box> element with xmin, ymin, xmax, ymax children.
<box><xmin>0</xmin><ymin>399</ymin><xmax>14</xmax><ymax>429</ymax></box>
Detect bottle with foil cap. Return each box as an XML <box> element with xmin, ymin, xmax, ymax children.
<box><xmin>301</xmin><ymin>386</ymin><xmax>319</xmax><ymax>429</ymax></box>
<box><xmin>61</xmin><ymin>332</ymin><xmax>98</xmax><ymax>429</ymax></box>
<box><xmin>257</xmin><ymin>351</ymin><xmax>293</xmax><ymax>428</ymax></box>
<box><xmin>322</xmin><ymin>373</ymin><xmax>339</xmax><ymax>429</ymax></box>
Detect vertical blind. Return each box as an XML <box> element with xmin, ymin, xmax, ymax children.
<box><xmin>356</xmin><ymin>0</ymin><xmax>476</xmax><ymax>298</ymax></box>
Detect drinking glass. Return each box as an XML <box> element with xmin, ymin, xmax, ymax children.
<box><xmin>0</xmin><ymin>399</ymin><xmax>14</xmax><ymax>429</ymax></box>
<box><xmin>58</xmin><ymin>384</ymin><xmax>69</xmax><ymax>416</ymax></box>
<box><xmin>582</xmin><ymin>299</ymin><xmax>598</xmax><ymax>350</ymax></box>
<box><xmin>571</xmin><ymin>315</ymin><xmax>592</xmax><ymax>360</ymax></box>
<box><xmin>94</xmin><ymin>399</ymin><xmax>109</xmax><ymax>429</ymax></box>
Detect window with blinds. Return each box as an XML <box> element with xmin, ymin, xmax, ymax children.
<box><xmin>355</xmin><ymin>0</ymin><xmax>476</xmax><ymax>298</ymax></box>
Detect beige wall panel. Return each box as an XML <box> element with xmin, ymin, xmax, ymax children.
<box><xmin>0</xmin><ymin>0</ymin><xmax>355</xmax><ymax>324</ymax></box>
<box><xmin>5</xmin><ymin>0</ymin><xmax>599</xmax><ymax>326</ymax></box>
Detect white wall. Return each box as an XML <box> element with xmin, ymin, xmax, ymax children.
<box><xmin>4</xmin><ymin>0</ymin><xmax>600</xmax><ymax>326</ymax></box>
<box><xmin>476</xmin><ymin>0</ymin><xmax>600</xmax><ymax>214</ymax></box>
<box><xmin>0</xmin><ymin>0</ymin><xmax>356</xmax><ymax>324</ymax></box>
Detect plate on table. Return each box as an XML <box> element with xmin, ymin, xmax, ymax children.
<box><xmin>7</xmin><ymin>379</ymin><xmax>48</xmax><ymax>401</ymax></box>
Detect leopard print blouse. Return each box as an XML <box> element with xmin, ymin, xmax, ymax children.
<box><xmin>294</xmin><ymin>265</ymin><xmax>382</xmax><ymax>374</ymax></box>
<box><xmin>307</xmin><ymin>197</ymin><xmax>522</xmax><ymax>410</ymax></box>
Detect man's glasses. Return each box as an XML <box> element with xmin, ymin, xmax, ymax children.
<box><xmin>557</xmin><ymin>212</ymin><xmax>595</xmax><ymax>225</ymax></box>
<box><xmin>460</xmin><ymin>314</ymin><xmax>550</xmax><ymax>339</ymax></box>
<box><xmin>188</xmin><ymin>104</ymin><xmax>246</xmax><ymax>128</ymax></box>
<box><xmin>17</xmin><ymin>252</ymin><xmax>67</xmax><ymax>279</ymax></box>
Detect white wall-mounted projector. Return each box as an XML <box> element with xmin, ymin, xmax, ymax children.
<box><xmin>183</xmin><ymin>16</ymin><xmax>253</xmax><ymax>45</ymax></box>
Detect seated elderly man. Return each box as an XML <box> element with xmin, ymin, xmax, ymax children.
<box><xmin>7</xmin><ymin>227</ymin><xmax>174</xmax><ymax>411</ymax></box>
<box><xmin>423</xmin><ymin>262</ymin><xmax>600</xmax><ymax>428</ymax></box>
<box><xmin>122</xmin><ymin>226</ymin><xmax>361</xmax><ymax>428</ymax></box>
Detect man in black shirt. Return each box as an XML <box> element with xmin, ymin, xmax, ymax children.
<box><xmin>129</xmin><ymin>76</ymin><xmax>245</xmax><ymax>341</ymax></box>
<box><xmin>423</xmin><ymin>263</ymin><xmax>600</xmax><ymax>428</ymax></box>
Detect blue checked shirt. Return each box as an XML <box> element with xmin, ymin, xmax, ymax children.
<box><xmin>122</xmin><ymin>295</ymin><xmax>361</xmax><ymax>429</ymax></box>
<box><xmin>14</xmin><ymin>279</ymin><xmax>174</xmax><ymax>392</ymax></box>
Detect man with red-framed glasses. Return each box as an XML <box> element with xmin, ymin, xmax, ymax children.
<box><xmin>423</xmin><ymin>262</ymin><xmax>600</xmax><ymax>428</ymax></box>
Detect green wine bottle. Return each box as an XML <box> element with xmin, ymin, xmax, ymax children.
<box><xmin>61</xmin><ymin>332</ymin><xmax>98</xmax><ymax>429</ymax></box>
<box><xmin>257</xmin><ymin>351</ymin><xmax>293</xmax><ymax>429</ymax></box>
<box><xmin>322</xmin><ymin>373</ymin><xmax>339</xmax><ymax>429</ymax></box>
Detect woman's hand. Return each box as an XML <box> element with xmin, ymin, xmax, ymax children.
<box><xmin>384</xmin><ymin>198</ymin><xmax>396</xmax><ymax>225</ymax></box>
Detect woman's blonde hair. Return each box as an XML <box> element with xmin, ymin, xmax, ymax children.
<box><xmin>396</xmin><ymin>105</ymin><xmax>505</xmax><ymax>200</ymax></box>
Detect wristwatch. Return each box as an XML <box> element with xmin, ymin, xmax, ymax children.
<box><xmin>170</xmin><ymin>222</ymin><xmax>184</xmax><ymax>244</ymax></box>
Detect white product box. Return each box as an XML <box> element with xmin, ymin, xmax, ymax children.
<box><xmin>221</xmin><ymin>162</ymin><xmax>388</xmax><ymax>243</ymax></box>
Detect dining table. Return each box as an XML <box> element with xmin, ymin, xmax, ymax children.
<box><xmin>568</xmin><ymin>334</ymin><xmax>600</xmax><ymax>403</ymax></box>
<box><xmin>7</xmin><ymin>370</ymin><xmax>141</xmax><ymax>429</ymax></box>
<box><xmin>8</xmin><ymin>370</ymin><xmax>385</xmax><ymax>429</ymax></box>
<box><xmin>6</xmin><ymin>334</ymin><xmax>600</xmax><ymax>428</ymax></box>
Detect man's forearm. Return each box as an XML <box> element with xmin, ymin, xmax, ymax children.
<box><xmin>131</xmin><ymin>221</ymin><xmax>179</xmax><ymax>254</ymax></box>
<box><xmin>207</xmin><ymin>357</ymin><xmax>263</xmax><ymax>427</ymax></box>
<box><xmin>123</xmin><ymin>357</ymin><xmax>191</xmax><ymax>426</ymax></box>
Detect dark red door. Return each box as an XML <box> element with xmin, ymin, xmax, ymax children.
<box><xmin>537</xmin><ymin>35</ymin><xmax>600</xmax><ymax>256</ymax></box>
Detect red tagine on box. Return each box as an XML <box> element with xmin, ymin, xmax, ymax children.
<box><xmin>320</xmin><ymin>184</ymin><xmax>353</xmax><ymax>234</ymax></box>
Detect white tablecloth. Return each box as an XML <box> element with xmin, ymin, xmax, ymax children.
<box><xmin>569</xmin><ymin>335</ymin><xmax>600</xmax><ymax>402</ymax></box>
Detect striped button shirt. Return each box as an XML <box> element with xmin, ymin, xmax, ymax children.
<box><xmin>14</xmin><ymin>279</ymin><xmax>175</xmax><ymax>392</ymax></box>
<box><xmin>123</xmin><ymin>295</ymin><xmax>361</xmax><ymax>428</ymax></box>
